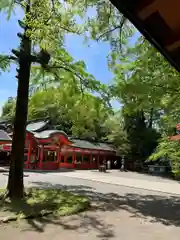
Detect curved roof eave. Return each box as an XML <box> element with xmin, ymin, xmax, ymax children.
<box><xmin>33</xmin><ymin>130</ymin><xmax>70</xmax><ymax>141</ymax></box>
<box><xmin>110</xmin><ymin>0</ymin><xmax>180</xmax><ymax>72</ymax></box>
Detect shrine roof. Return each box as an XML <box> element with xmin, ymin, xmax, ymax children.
<box><xmin>169</xmin><ymin>135</ymin><xmax>180</xmax><ymax>141</ymax></box>
<box><xmin>0</xmin><ymin>130</ymin><xmax>12</xmax><ymax>142</ymax></box>
<box><xmin>110</xmin><ymin>0</ymin><xmax>180</xmax><ymax>72</ymax></box>
<box><xmin>34</xmin><ymin>130</ymin><xmax>69</xmax><ymax>139</ymax></box>
<box><xmin>26</xmin><ymin>120</ymin><xmax>49</xmax><ymax>132</ymax></box>
<box><xmin>71</xmin><ymin>138</ymin><xmax>116</xmax><ymax>152</ymax></box>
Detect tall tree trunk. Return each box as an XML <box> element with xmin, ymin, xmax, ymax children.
<box><xmin>7</xmin><ymin>1</ymin><xmax>31</xmax><ymax>199</ymax></box>
<box><xmin>148</xmin><ymin>108</ymin><xmax>154</xmax><ymax>128</ymax></box>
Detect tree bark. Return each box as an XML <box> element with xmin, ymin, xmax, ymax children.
<box><xmin>7</xmin><ymin>2</ymin><xmax>31</xmax><ymax>199</ymax></box>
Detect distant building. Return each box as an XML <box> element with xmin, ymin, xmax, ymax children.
<box><xmin>0</xmin><ymin>119</ymin><xmax>119</xmax><ymax>170</ymax></box>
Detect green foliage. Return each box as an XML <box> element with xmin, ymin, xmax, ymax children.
<box><xmin>123</xmin><ymin>110</ymin><xmax>160</xmax><ymax>161</ymax></box>
<box><xmin>28</xmin><ymin>0</ymin><xmax>83</xmax><ymax>51</ymax></box>
<box><xmin>27</xmin><ymin>87</ymin><xmax>111</xmax><ymax>140</ymax></box>
<box><xmin>0</xmin><ymin>0</ymin><xmax>13</xmax><ymax>12</ymax></box>
<box><xmin>1</xmin><ymin>0</ymin><xmax>166</xmax><ymax>170</ymax></box>
<box><xmin>104</xmin><ymin>109</ymin><xmax>160</xmax><ymax>162</ymax></box>
<box><xmin>110</xmin><ymin>35</ymin><xmax>180</xmax><ymax>171</ymax></box>
<box><xmin>107</xmin><ymin>38</ymin><xmax>170</xmax><ymax>162</ymax></box>
<box><xmin>69</xmin><ymin>0</ymin><xmax>134</xmax><ymax>48</ymax></box>
<box><xmin>70</xmin><ymin>93</ymin><xmax>110</xmax><ymax>140</ymax></box>
<box><xmin>105</xmin><ymin>112</ymin><xmax>130</xmax><ymax>156</ymax></box>
<box><xmin>28</xmin><ymin>88</ymin><xmax>73</xmax><ymax>134</ymax></box>
<box><xmin>29</xmin><ymin>47</ymin><xmax>106</xmax><ymax>99</ymax></box>
<box><xmin>149</xmin><ymin>138</ymin><xmax>180</xmax><ymax>176</ymax></box>
<box><xmin>1</xmin><ymin>97</ymin><xmax>16</xmax><ymax>120</ymax></box>
<box><xmin>2</xmin><ymin>85</ymin><xmax>111</xmax><ymax>140</ymax></box>
<box><xmin>0</xmin><ymin>55</ymin><xmax>10</xmax><ymax>73</ymax></box>
<box><xmin>0</xmin><ymin>0</ymin><xmax>116</xmax><ymax>144</ymax></box>
<box><xmin>111</xmin><ymin>37</ymin><xmax>180</xmax><ymax>128</ymax></box>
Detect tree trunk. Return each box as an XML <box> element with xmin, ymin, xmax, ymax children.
<box><xmin>148</xmin><ymin>108</ymin><xmax>154</xmax><ymax>128</ymax></box>
<box><xmin>7</xmin><ymin>2</ymin><xmax>31</xmax><ymax>199</ymax></box>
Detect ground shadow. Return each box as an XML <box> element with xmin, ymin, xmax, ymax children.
<box><xmin>4</xmin><ymin>183</ymin><xmax>116</xmax><ymax>238</ymax></box>
<box><xmin>0</xmin><ymin>186</ymin><xmax>90</xmax><ymax>234</ymax></box>
<box><xmin>2</xmin><ymin>180</ymin><xmax>180</xmax><ymax>239</ymax></box>
<box><xmin>32</xmin><ymin>181</ymin><xmax>180</xmax><ymax>228</ymax></box>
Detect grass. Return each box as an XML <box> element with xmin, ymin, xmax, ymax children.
<box><xmin>0</xmin><ymin>188</ymin><xmax>90</xmax><ymax>222</ymax></box>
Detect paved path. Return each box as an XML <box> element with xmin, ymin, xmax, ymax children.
<box><xmin>0</xmin><ymin>170</ymin><xmax>180</xmax><ymax>239</ymax></box>
<box><xmin>0</xmin><ymin>168</ymin><xmax>180</xmax><ymax>194</ymax></box>
<box><xmin>1</xmin><ymin>207</ymin><xmax>180</xmax><ymax>240</ymax></box>
<box><xmin>49</xmin><ymin>170</ymin><xmax>180</xmax><ymax>195</ymax></box>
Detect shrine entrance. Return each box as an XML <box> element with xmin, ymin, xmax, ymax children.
<box><xmin>34</xmin><ymin>131</ymin><xmax>71</xmax><ymax>170</ymax></box>
<box><xmin>44</xmin><ymin>150</ymin><xmax>58</xmax><ymax>162</ymax></box>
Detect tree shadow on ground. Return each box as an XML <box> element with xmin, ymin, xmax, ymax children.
<box><xmin>0</xmin><ymin>187</ymin><xmax>89</xmax><ymax>234</ymax></box>
<box><xmin>32</xmin><ymin>181</ymin><xmax>180</xmax><ymax>228</ymax></box>
<box><xmin>12</xmin><ymin>183</ymin><xmax>115</xmax><ymax>239</ymax></box>
<box><xmin>3</xmin><ymin>180</ymin><xmax>180</xmax><ymax>239</ymax></box>
<box><xmin>21</xmin><ymin>213</ymin><xmax>115</xmax><ymax>239</ymax></box>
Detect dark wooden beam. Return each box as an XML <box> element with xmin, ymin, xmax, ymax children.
<box><xmin>109</xmin><ymin>0</ymin><xmax>180</xmax><ymax>72</ymax></box>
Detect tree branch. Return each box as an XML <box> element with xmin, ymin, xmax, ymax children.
<box><xmin>119</xmin><ymin>17</ymin><xmax>126</xmax><ymax>52</ymax></box>
<box><xmin>97</xmin><ymin>26</ymin><xmax>121</xmax><ymax>41</ymax></box>
<box><xmin>33</xmin><ymin>11</ymin><xmax>80</xmax><ymax>35</ymax></box>
<box><xmin>107</xmin><ymin>4</ymin><xmax>112</xmax><ymax>25</ymax></box>
<box><xmin>97</xmin><ymin>16</ymin><xmax>126</xmax><ymax>41</ymax></box>
<box><xmin>50</xmin><ymin>0</ymin><xmax>55</xmax><ymax>12</ymax></box>
<box><xmin>46</xmin><ymin>64</ymin><xmax>85</xmax><ymax>95</ymax></box>
<box><xmin>14</xmin><ymin>0</ymin><xmax>24</xmax><ymax>8</ymax></box>
<box><xmin>0</xmin><ymin>55</ymin><xmax>17</xmax><ymax>66</ymax></box>
<box><xmin>148</xmin><ymin>108</ymin><xmax>153</xmax><ymax>128</ymax></box>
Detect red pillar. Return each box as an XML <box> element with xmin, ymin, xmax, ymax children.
<box><xmin>59</xmin><ymin>144</ymin><xmax>64</xmax><ymax>168</ymax></box>
<box><xmin>97</xmin><ymin>152</ymin><xmax>100</xmax><ymax>168</ymax></box>
<box><xmin>58</xmin><ymin>148</ymin><xmax>60</xmax><ymax>161</ymax></box>
<box><xmin>64</xmin><ymin>151</ymin><xmax>67</xmax><ymax>163</ymax></box>
<box><xmin>58</xmin><ymin>145</ymin><xmax>63</xmax><ymax>169</ymax></box>
<box><xmin>57</xmin><ymin>145</ymin><xmax>61</xmax><ymax>163</ymax></box>
<box><xmin>39</xmin><ymin>145</ymin><xmax>44</xmax><ymax>169</ymax></box>
<box><xmin>90</xmin><ymin>152</ymin><xmax>92</xmax><ymax>164</ymax></box>
<box><xmin>59</xmin><ymin>151</ymin><xmax>61</xmax><ymax>168</ymax></box>
<box><xmin>82</xmin><ymin>151</ymin><xmax>84</xmax><ymax>162</ymax></box>
<box><xmin>27</xmin><ymin>140</ymin><xmax>32</xmax><ymax>168</ymax></box>
<box><xmin>79</xmin><ymin>150</ymin><xmax>83</xmax><ymax>169</ymax></box>
<box><xmin>89</xmin><ymin>152</ymin><xmax>92</xmax><ymax>169</ymax></box>
<box><xmin>72</xmin><ymin>148</ymin><xmax>75</xmax><ymax>164</ymax></box>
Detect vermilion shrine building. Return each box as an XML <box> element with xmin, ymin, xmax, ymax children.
<box><xmin>0</xmin><ymin>120</ymin><xmax>118</xmax><ymax>170</ymax></box>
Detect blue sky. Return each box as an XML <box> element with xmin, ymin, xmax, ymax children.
<box><xmin>0</xmin><ymin>8</ymin><xmax>139</xmax><ymax>114</ymax></box>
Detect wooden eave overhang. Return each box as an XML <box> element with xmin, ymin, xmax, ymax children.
<box><xmin>110</xmin><ymin>0</ymin><xmax>180</xmax><ymax>72</ymax></box>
